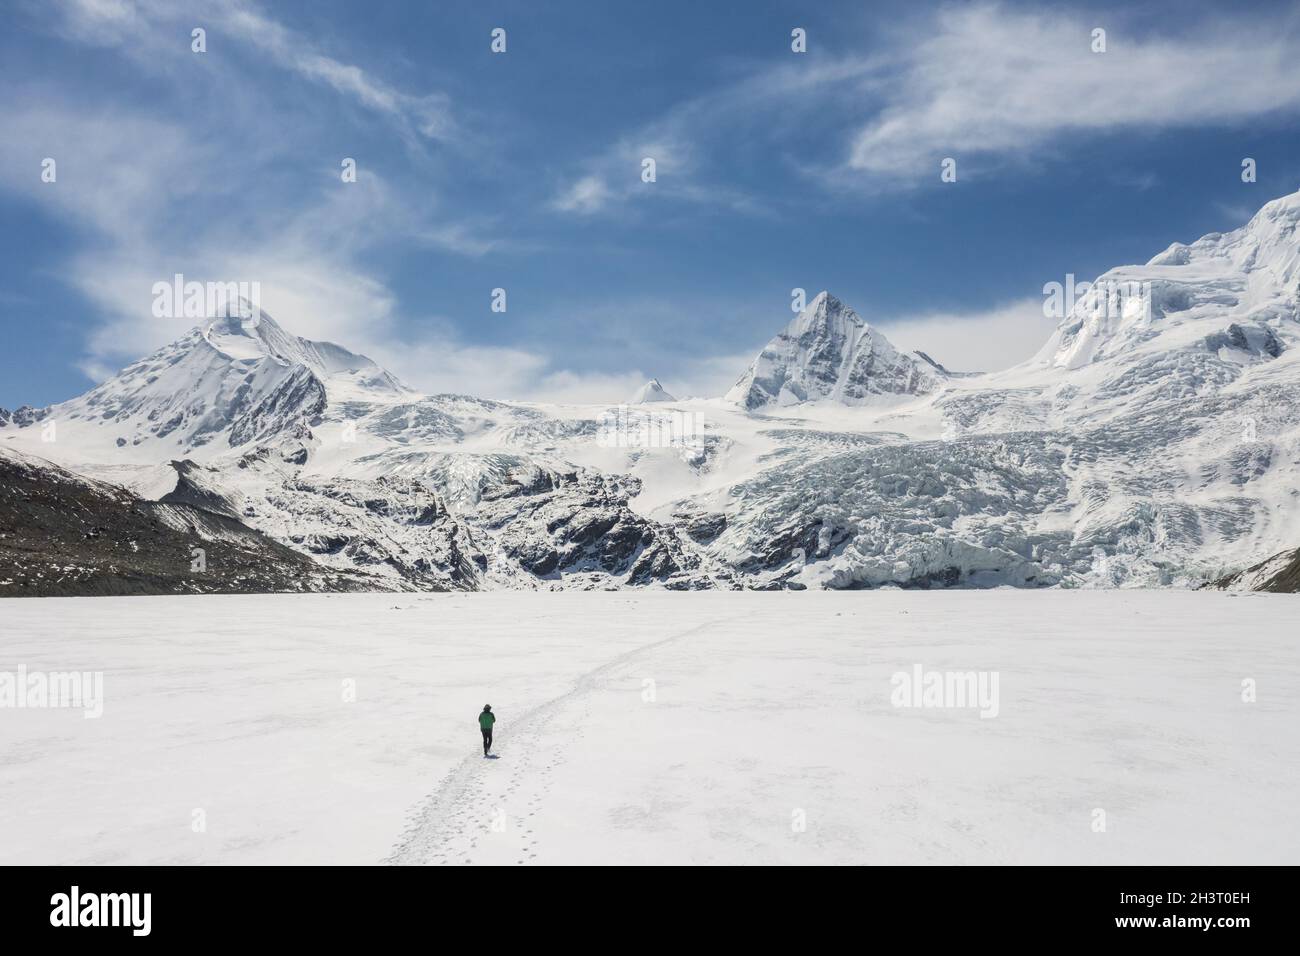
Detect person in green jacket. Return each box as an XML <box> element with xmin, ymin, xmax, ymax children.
<box><xmin>479</xmin><ymin>705</ymin><xmax>495</xmax><ymax>756</ymax></box>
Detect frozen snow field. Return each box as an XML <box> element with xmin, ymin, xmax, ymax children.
<box><xmin>0</xmin><ymin>590</ymin><xmax>1295</xmax><ymax>865</ymax></box>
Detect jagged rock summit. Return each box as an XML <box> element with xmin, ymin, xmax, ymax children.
<box><xmin>726</xmin><ymin>291</ymin><xmax>939</xmax><ymax>409</ymax></box>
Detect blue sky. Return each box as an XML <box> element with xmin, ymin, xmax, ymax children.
<box><xmin>3</xmin><ymin>0</ymin><xmax>1300</xmax><ymax>407</ymax></box>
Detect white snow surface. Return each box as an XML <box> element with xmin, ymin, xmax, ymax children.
<box><xmin>0</xmin><ymin>590</ymin><xmax>1295</xmax><ymax>865</ymax></box>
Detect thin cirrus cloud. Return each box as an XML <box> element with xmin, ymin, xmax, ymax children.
<box><xmin>44</xmin><ymin>0</ymin><xmax>457</xmax><ymax>151</ymax></box>
<box><xmin>48</xmin><ymin>0</ymin><xmax>456</xmax><ymax>146</ymax></box>
<box><xmin>547</xmin><ymin>55</ymin><xmax>876</xmax><ymax>215</ymax></box>
<box><xmin>551</xmin><ymin>175</ymin><xmax>613</xmax><ymax>215</ymax></box>
<box><xmin>215</xmin><ymin>3</ymin><xmax>456</xmax><ymax>145</ymax></box>
<box><xmin>551</xmin><ymin>1</ymin><xmax>1300</xmax><ymax>210</ymax></box>
<box><xmin>550</xmin><ymin>135</ymin><xmax>699</xmax><ymax>215</ymax></box>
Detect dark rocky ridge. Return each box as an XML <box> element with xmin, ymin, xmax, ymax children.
<box><xmin>0</xmin><ymin>448</ymin><xmax>378</xmax><ymax>597</ymax></box>
<box><xmin>1207</xmin><ymin>547</ymin><xmax>1300</xmax><ymax>593</ymax></box>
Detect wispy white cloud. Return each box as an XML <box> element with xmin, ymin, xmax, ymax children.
<box><xmin>674</xmin><ymin>349</ymin><xmax>760</xmax><ymax>400</ymax></box>
<box><xmin>550</xmin><ymin>131</ymin><xmax>700</xmax><ymax>215</ymax></box>
<box><xmin>20</xmin><ymin>0</ymin><xmax>488</xmax><ymax>309</ymax></box>
<box><xmin>0</xmin><ymin>30</ymin><xmax>491</xmax><ymax>378</ymax></box>
<box><xmin>1213</xmin><ymin>199</ymin><xmax>1262</xmax><ymax>227</ymax></box>
<box><xmin>370</xmin><ymin>326</ymin><xmax>659</xmax><ymax>405</ymax></box>
<box><xmin>44</xmin><ymin>0</ymin><xmax>455</xmax><ymax>145</ymax></box>
<box><xmin>46</xmin><ymin>0</ymin><xmax>144</xmax><ymax>45</ymax></box>
<box><xmin>552</xmin><ymin>175</ymin><xmax>613</xmax><ymax>214</ymax></box>
<box><xmin>846</xmin><ymin>3</ymin><xmax>1300</xmax><ymax>180</ymax></box>
<box><xmin>370</xmin><ymin>291</ymin><xmax>762</xmax><ymax>403</ymax></box>
<box><xmin>876</xmin><ymin>297</ymin><xmax>1057</xmax><ymax>374</ymax></box>
<box><xmin>377</xmin><ymin>340</ymin><xmax>753</xmax><ymax>405</ymax></box>
<box><xmin>1</xmin><ymin>0</ymin><xmax>501</xmax><ymax>382</ymax></box>
<box><xmin>548</xmin><ymin>56</ymin><xmax>875</xmax><ymax>215</ymax></box>
<box><xmin>552</xmin><ymin>1</ymin><xmax>1300</xmax><ymax>206</ymax></box>
<box><xmin>215</xmin><ymin>2</ymin><xmax>455</xmax><ymax>145</ymax></box>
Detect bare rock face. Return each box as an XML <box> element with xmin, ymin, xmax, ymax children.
<box><xmin>1207</xmin><ymin>547</ymin><xmax>1300</xmax><ymax>593</ymax></box>
<box><xmin>476</xmin><ymin>465</ymin><xmax>716</xmax><ymax>588</ymax></box>
<box><xmin>726</xmin><ymin>292</ymin><xmax>940</xmax><ymax>409</ymax></box>
<box><xmin>0</xmin><ymin>405</ymin><xmax>51</xmax><ymax>428</ymax></box>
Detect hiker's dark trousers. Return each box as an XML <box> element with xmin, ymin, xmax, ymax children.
<box><xmin>482</xmin><ymin>728</ymin><xmax>493</xmax><ymax>754</ymax></box>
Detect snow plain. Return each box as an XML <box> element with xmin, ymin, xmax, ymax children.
<box><xmin>0</xmin><ymin>590</ymin><xmax>1295</xmax><ymax>865</ymax></box>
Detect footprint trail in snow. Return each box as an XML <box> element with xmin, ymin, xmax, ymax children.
<box><xmin>386</xmin><ymin>618</ymin><xmax>721</xmax><ymax>865</ymax></box>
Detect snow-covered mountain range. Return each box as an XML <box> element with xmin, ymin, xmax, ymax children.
<box><xmin>6</xmin><ymin>189</ymin><xmax>1300</xmax><ymax>593</ymax></box>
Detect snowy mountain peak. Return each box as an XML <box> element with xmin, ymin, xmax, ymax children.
<box><xmin>726</xmin><ymin>291</ymin><xmax>939</xmax><ymax>409</ymax></box>
<box><xmin>629</xmin><ymin>378</ymin><xmax>676</xmax><ymax>403</ymax></box>
<box><xmin>7</xmin><ymin>306</ymin><xmax>411</xmax><ymax>461</ymax></box>
<box><xmin>1144</xmin><ymin>185</ymin><xmax>1300</xmax><ymax>280</ymax></box>
<box><xmin>197</xmin><ymin>306</ymin><xmax>408</xmax><ymax>396</ymax></box>
<box><xmin>1035</xmin><ymin>187</ymin><xmax>1300</xmax><ymax>374</ymax></box>
<box><xmin>202</xmin><ymin>309</ymin><xmax>286</xmax><ymax>364</ymax></box>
